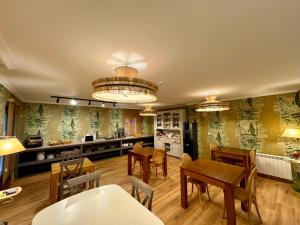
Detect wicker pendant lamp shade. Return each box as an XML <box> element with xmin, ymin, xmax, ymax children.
<box><xmin>92</xmin><ymin>66</ymin><xmax>158</xmax><ymax>103</ymax></box>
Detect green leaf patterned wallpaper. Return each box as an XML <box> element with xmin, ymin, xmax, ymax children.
<box><xmin>60</xmin><ymin>106</ymin><xmax>80</xmax><ymax>141</ymax></box>
<box><xmin>189</xmin><ymin>92</ymin><xmax>300</xmax><ymax>158</ymax></box>
<box><xmin>20</xmin><ymin>103</ymin><xmax>154</xmax><ymax>143</ymax></box>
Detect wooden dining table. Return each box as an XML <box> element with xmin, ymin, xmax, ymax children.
<box><xmin>180</xmin><ymin>159</ymin><xmax>245</xmax><ymax>225</ymax></box>
<box><xmin>49</xmin><ymin>157</ymin><xmax>95</xmax><ymax>203</ymax></box>
<box><xmin>128</xmin><ymin>147</ymin><xmax>167</xmax><ymax>183</ymax></box>
<box><xmin>211</xmin><ymin>147</ymin><xmax>251</xmax><ymax>184</ymax></box>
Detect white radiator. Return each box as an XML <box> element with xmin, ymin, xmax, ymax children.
<box><xmin>256</xmin><ymin>153</ymin><xmax>292</xmax><ymax>181</ymax></box>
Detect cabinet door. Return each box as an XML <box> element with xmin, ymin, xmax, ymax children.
<box><xmin>171</xmin><ymin>143</ymin><xmax>183</xmax><ymax>158</ymax></box>
<box><xmin>154</xmin><ymin>138</ymin><xmax>163</xmax><ymax>149</ymax></box>
<box><xmin>156</xmin><ymin>114</ymin><xmax>162</xmax><ymax>128</ymax></box>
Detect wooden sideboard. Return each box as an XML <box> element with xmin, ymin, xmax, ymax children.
<box><xmin>16</xmin><ymin>136</ymin><xmax>154</xmax><ymax>177</ymax></box>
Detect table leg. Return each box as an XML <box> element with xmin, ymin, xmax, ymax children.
<box><xmin>128</xmin><ymin>152</ymin><xmax>132</xmax><ymax>176</ymax></box>
<box><xmin>180</xmin><ymin>167</ymin><xmax>188</xmax><ymax>208</ymax></box>
<box><xmin>241</xmin><ymin>156</ymin><xmax>248</xmax><ymax>211</ymax></box>
<box><xmin>49</xmin><ymin>173</ymin><xmax>58</xmax><ymax>204</ymax></box>
<box><xmin>224</xmin><ymin>183</ymin><xmax>236</xmax><ymax>225</ymax></box>
<box><xmin>163</xmin><ymin>152</ymin><xmax>168</xmax><ymax>176</ymax></box>
<box><xmin>211</xmin><ymin>151</ymin><xmax>216</xmax><ymax>160</ymax></box>
<box><xmin>142</xmin><ymin>156</ymin><xmax>149</xmax><ymax>183</ymax></box>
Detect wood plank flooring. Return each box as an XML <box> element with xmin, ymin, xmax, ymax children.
<box><xmin>0</xmin><ymin>155</ymin><xmax>300</xmax><ymax>225</ymax></box>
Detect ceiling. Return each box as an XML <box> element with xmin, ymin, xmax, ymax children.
<box><xmin>0</xmin><ymin>0</ymin><xmax>300</xmax><ymax>108</ymax></box>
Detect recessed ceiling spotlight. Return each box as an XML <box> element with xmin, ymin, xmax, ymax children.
<box><xmin>70</xmin><ymin>99</ymin><xmax>77</xmax><ymax>105</ymax></box>
<box><xmin>56</xmin><ymin>98</ymin><xmax>60</xmax><ymax>103</ymax></box>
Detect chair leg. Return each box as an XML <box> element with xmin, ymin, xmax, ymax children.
<box><xmin>248</xmin><ymin>202</ymin><xmax>252</xmax><ymax>225</ymax></box>
<box><xmin>206</xmin><ymin>184</ymin><xmax>211</xmax><ymax>201</ymax></box>
<box><xmin>195</xmin><ymin>184</ymin><xmax>202</xmax><ymax>202</ymax></box>
<box><xmin>223</xmin><ymin>208</ymin><xmax>226</xmax><ymax>219</ymax></box>
<box><xmin>161</xmin><ymin>165</ymin><xmax>166</xmax><ymax>180</ymax></box>
<box><xmin>139</xmin><ymin>161</ymin><xmax>143</xmax><ymax>175</ymax></box>
<box><xmin>191</xmin><ymin>183</ymin><xmax>194</xmax><ymax>193</ymax></box>
<box><xmin>253</xmin><ymin>198</ymin><xmax>262</xmax><ymax>223</ymax></box>
<box><xmin>133</xmin><ymin>159</ymin><xmax>136</xmax><ymax>172</ymax></box>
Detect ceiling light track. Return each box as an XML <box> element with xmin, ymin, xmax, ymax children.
<box><xmin>51</xmin><ymin>96</ymin><xmax>116</xmax><ymax>107</ymax></box>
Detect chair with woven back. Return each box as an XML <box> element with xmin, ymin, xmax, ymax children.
<box><xmin>223</xmin><ymin>167</ymin><xmax>262</xmax><ymax>225</ymax></box>
<box><xmin>132</xmin><ymin>142</ymin><xmax>143</xmax><ymax>173</ymax></box>
<box><xmin>67</xmin><ymin>171</ymin><xmax>100</xmax><ymax>196</ymax></box>
<box><xmin>182</xmin><ymin>153</ymin><xmax>211</xmax><ymax>202</ymax></box>
<box><xmin>61</xmin><ymin>149</ymin><xmax>81</xmax><ymax>161</ymax></box>
<box><xmin>150</xmin><ymin>149</ymin><xmax>166</xmax><ymax>180</ymax></box>
<box><xmin>58</xmin><ymin>158</ymin><xmax>84</xmax><ymax>200</ymax></box>
<box><xmin>130</xmin><ymin>176</ymin><xmax>154</xmax><ymax>211</ymax></box>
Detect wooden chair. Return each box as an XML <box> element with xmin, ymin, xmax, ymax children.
<box><xmin>223</xmin><ymin>167</ymin><xmax>262</xmax><ymax>225</ymax></box>
<box><xmin>58</xmin><ymin>158</ymin><xmax>84</xmax><ymax>200</ymax></box>
<box><xmin>150</xmin><ymin>149</ymin><xmax>166</xmax><ymax>180</ymax></box>
<box><xmin>132</xmin><ymin>142</ymin><xmax>143</xmax><ymax>173</ymax></box>
<box><xmin>130</xmin><ymin>176</ymin><xmax>154</xmax><ymax>211</ymax></box>
<box><xmin>210</xmin><ymin>143</ymin><xmax>223</xmax><ymax>162</ymax></box>
<box><xmin>67</xmin><ymin>172</ymin><xmax>100</xmax><ymax>196</ymax></box>
<box><xmin>182</xmin><ymin>153</ymin><xmax>211</xmax><ymax>201</ymax></box>
<box><xmin>61</xmin><ymin>149</ymin><xmax>81</xmax><ymax>161</ymax></box>
<box><xmin>250</xmin><ymin>149</ymin><xmax>256</xmax><ymax>171</ymax></box>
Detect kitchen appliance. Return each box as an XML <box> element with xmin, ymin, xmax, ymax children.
<box><xmin>183</xmin><ymin>120</ymin><xmax>198</xmax><ymax>160</ymax></box>
<box><xmin>85</xmin><ymin>135</ymin><xmax>94</xmax><ymax>142</ymax></box>
<box><xmin>23</xmin><ymin>135</ymin><xmax>43</xmax><ymax>148</ymax></box>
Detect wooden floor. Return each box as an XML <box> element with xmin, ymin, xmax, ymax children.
<box><xmin>0</xmin><ymin>155</ymin><xmax>300</xmax><ymax>225</ymax></box>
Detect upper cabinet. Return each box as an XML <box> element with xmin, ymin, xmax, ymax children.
<box><xmin>155</xmin><ymin>109</ymin><xmax>185</xmax><ymax>130</ymax></box>
<box><xmin>154</xmin><ymin>109</ymin><xmax>187</xmax><ymax>158</ymax></box>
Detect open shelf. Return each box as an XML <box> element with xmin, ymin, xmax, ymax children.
<box><xmin>82</xmin><ymin>147</ymin><xmax>122</xmax><ymax>157</ymax></box>
<box><xmin>17</xmin><ymin>136</ymin><xmax>154</xmax><ymax>177</ymax></box>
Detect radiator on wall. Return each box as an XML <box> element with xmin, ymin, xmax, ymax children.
<box><xmin>256</xmin><ymin>153</ymin><xmax>292</xmax><ymax>181</ymax></box>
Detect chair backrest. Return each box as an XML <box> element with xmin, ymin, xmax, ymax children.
<box><xmin>59</xmin><ymin>158</ymin><xmax>84</xmax><ymax>181</ymax></box>
<box><xmin>152</xmin><ymin>149</ymin><xmax>165</xmax><ymax>165</ymax></box>
<box><xmin>130</xmin><ymin>176</ymin><xmax>154</xmax><ymax>211</ymax></box>
<box><xmin>182</xmin><ymin>153</ymin><xmax>192</xmax><ymax>168</ymax></box>
<box><xmin>250</xmin><ymin>149</ymin><xmax>256</xmax><ymax>171</ymax></box>
<box><xmin>210</xmin><ymin>142</ymin><xmax>218</xmax><ymax>150</ymax></box>
<box><xmin>132</xmin><ymin>142</ymin><xmax>143</xmax><ymax>152</ymax></box>
<box><xmin>61</xmin><ymin>149</ymin><xmax>81</xmax><ymax>161</ymax></box>
<box><xmin>246</xmin><ymin>167</ymin><xmax>258</xmax><ymax>200</ymax></box>
<box><xmin>67</xmin><ymin>172</ymin><xmax>100</xmax><ymax>196</ymax></box>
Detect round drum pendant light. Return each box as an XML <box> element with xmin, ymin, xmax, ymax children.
<box><xmin>139</xmin><ymin>105</ymin><xmax>157</xmax><ymax>116</ymax></box>
<box><xmin>92</xmin><ymin>66</ymin><xmax>158</xmax><ymax>103</ymax></box>
<box><xmin>195</xmin><ymin>95</ymin><xmax>229</xmax><ymax>112</ymax></box>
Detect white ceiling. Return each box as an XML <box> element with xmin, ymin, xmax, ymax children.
<box><xmin>0</xmin><ymin>0</ymin><xmax>300</xmax><ymax>108</ymax></box>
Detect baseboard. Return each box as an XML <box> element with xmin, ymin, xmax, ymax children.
<box><xmin>258</xmin><ymin>173</ymin><xmax>290</xmax><ymax>183</ymax></box>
